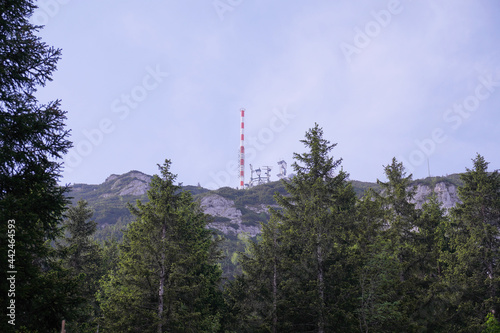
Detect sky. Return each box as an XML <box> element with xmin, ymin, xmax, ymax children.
<box><xmin>32</xmin><ymin>0</ymin><xmax>500</xmax><ymax>189</ymax></box>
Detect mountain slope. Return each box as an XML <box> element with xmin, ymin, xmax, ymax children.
<box><xmin>67</xmin><ymin>170</ymin><xmax>463</xmax><ymax>239</ymax></box>
<box><xmin>68</xmin><ymin>171</ymin><xmax>152</xmax><ymax>229</ymax></box>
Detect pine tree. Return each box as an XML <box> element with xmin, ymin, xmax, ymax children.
<box><xmin>99</xmin><ymin>160</ymin><xmax>224</xmax><ymax>332</ymax></box>
<box><xmin>0</xmin><ymin>1</ymin><xmax>73</xmax><ymax>331</ymax></box>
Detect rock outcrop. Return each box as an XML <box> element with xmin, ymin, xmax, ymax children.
<box><xmin>200</xmin><ymin>194</ymin><xmax>261</xmax><ymax>237</ymax></box>
<box><xmin>70</xmin><ymin>170</ymin><xmax>464</xmax><ymax>237</ymax></box>
<box><xmin>200</xmin><ymin>182</ymin><xmax>462</xmax><ymax>236</ymax></box>
<box><xmin>412</xmin><ymin>182</ymin><xmax>461</xmax><ymax>211</ymax></box>
<box><xmin>106</xmin><ymin>171</ymin><xmax>151</xmax><ymax>196</ymax></box>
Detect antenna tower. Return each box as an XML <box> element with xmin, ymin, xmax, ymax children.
<box><xmin>239</xmin><ymin>108</ymin><xmax>245</xmax><ymax>189</ymax></box>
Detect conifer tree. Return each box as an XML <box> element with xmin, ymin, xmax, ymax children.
<box><xmin>63</xmin><ymin>201</ymin><xmax>100</xmax><ymax>274</ymax></box>
<box><xmin>373</xmin><ymin>158</ymin><xmax>421</xmax><ymax>330</ymax></box>
<box><xmin>376</xmin><ymin>158</ymin><xmax>419</xmax><ymax>263</ymax></box>
<box><xmin>0</xmin><ymin>1</ymin><xmax>73</xmax><ymax>331</ymax></box>
<box><xmin>355</xmin><ymin>236</ymin><xmax>403</xmax><ymax>332</ymax></box>
<box><xmin>280</xmin><ymin>124</ymin><xmax>358</xmax><ymax>331</ymax></box>
<box><xmin>354</xmin><ymin>188</ymin><xmax>404</xmax><ymax>332</ymax></box>
<box><xmin>441</xmin><ymin>154</ymin><xmax>500</xmax><ymax>331</ymax></box>
<box><xmin>99</xmin><ymin>160</ymin><xmax>224</xmax><ymax>332</ymax></box>
<box><xmin>410</xmin><ymin>193</ymin><xmax>450</xmax><ymax>330</ymax></box>
<box><xmin>227</xmin><ymin>217</ymin><xmax>282</xmax><ymax>332</ymax></box>
<box><xmin>236</xmin><ymin>124</ymin><xmax>358</xmax><ymax>332</ymax></box>
<box><xmin>60</xmin><ymin>200</ymin><xmax>104</xmax><ymax>332</ymax></box>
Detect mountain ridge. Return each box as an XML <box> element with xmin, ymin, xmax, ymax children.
<box><xmin>67</xmin><ymin>170</ymin><xmax>463</xmax><ymax>239</ymax></box>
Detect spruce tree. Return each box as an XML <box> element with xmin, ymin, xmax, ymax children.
<box><xmin>0</xmin><ymin>1</ymin><xmax>73</xmax><ymax>331</ymax></box>
<box><xmin>373</xmin><ymin>158</ymin><xmax>421</xmax><ymax>330</ymax></box>
<box><xmin>442</xmin><ymin>154</ymin><xmax>500</xmax><ymax>331</ymax></box>
<box><xmin>411</xmin><ymin>193</ymin><xmax>450</xmax><ymax>330</ymax></box>
<box><xmin>281</xmin><ymin>124</ymin><xmax>358</xmax><ymax>331</ymax></box>
<box><xmin>236</xmin><ymin>124</ymin><xmax>358</xmax><ymax>332</ymax></box>
<box><xmin>60</xmin><ymin>200</ymin><xmax>103</xmax><ymax>332</ymax></box>
<box><xmin>99</xmin><ymin>160</ymin><xmax>224</xmax><ymax>332</ymax></box>
<box><xmin>354</xmin><ymin>188</ymin><xmax>404</xmax><ymax>332</ymax></box>
<box><xmin>63</xmin><ymin>201</ymin><xmax>100</xmax><ymax>274</ymax></box>
<box><xmin>228</xmin><ymin>217</ymin><xmax>282</xmax><ymax>332</ymax></box>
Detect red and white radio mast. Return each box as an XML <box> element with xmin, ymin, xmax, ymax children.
<box><xmin>239</xmin><ymin>108</ymin><xmax>245</xmax><ymax>189</ymax></box>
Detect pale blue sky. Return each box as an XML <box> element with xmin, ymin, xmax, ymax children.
<box><xmin>34</xmin><ymin>0</ymin><xmax>500</xmax><ymax>189</ymax></box>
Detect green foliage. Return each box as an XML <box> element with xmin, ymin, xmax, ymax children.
<box><xmin>356</xmin><ymin>238</ymin><xmax>404</xmax><ymax>332</ymax></box>
<box><xmin>225</xmin><ymin>127</ymin><xmax>499</xmax><ymax>332</ymax></box>
<box><xmin>484</xmin><ymin>313</ymin><xmax>500</xmax><ymax>333</ymax></box>
<box><xmin>237</xmin><ymin>181</ymin><xmax>288</xmax><ymax>206</ymax></box>
<box><xmin>0</xmin><ymin>1</ymin><xmax>75</xmax><ymax>331</ymax></box>
<box><xmin>232</xmin><ymin>124</ymin><xmax>359</xmax><ymax>332</ymax></box>
<box><xmin>439</xmin><ymin>154</ymin><xmax>500</xmax><ymax>331</ymax></box>
<box><xmin>68</xmin><ymin>172</ymin><xmax>210</xmax><ymax>242</ymax></box>
<box><xmin>217</xmin><ymin>231</ymin><xmax>254</xmax><ymax>282</ymax></box>
<box><xmin>351</xmin><ymin>180</ymin><xmax>382</xmax><ymax>197</ymax></box>
<box><xmin>92</xmin><ymin>216</ymin><xmax>131</xmax><ymax>243</ymax></box>
<box><xmin>70</xmin><ymin>166</ymin><xmax>397</xmax><ymax>248</ymax></box>
<box><xmin>58</xmin><ymin>200</ymin><xmax>105</xmax><ymax>332</ymax></box>
<box><xmin>68</xmin><ymin>172</ymin><xmax>151</xmax><ymax>229</ymax></box>
<box><xmin>365</xmin><ymin>159</ymin><xmax>456</xmax><ymax>331</ymax></box>
<box><xmin>3</xmin><ymin>2</ymin><xmax>497</xmax><ymax>331</ymax></box>
<box><xmin>412</xmin><ymin>173</ymin><xmax>463</xmax><ymax>188</ymax></box>
<box><xmin>98</xmin><ymin>160</ymin><xmax>224</xmax><ymax>332</ymax></box>
<box><xmin>207</xmin><ymin>181</ymin><xmax>285</xmax><ymax>206</ymax></box>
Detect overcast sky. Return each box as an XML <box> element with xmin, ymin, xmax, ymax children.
<box><xmin>33</xmin><ymin>0</ymin><xmax>500</xmax><ymax>189</ymax></box>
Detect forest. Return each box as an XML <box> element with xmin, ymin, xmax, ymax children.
<box><xmin>1</xmin><ymin>1</ymin><xmax>500</xmax><ymax>332</ymax></box>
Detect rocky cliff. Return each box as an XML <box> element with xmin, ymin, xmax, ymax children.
<box><xmin>412</xmin><ymin>181</ymin><xmax>461</xmax><ymax>210</ymax></box>
<box><xmin>104</xmin><ymin>171</ymin><xmax>152</xmax><ymax>197</ymax></box>
<box><xmin>71</xmin><ymin>170</ymin><xmax>152</xmax><ymax>198</ymax></box>
<box><xmin>69</xmin><ymin>171</ymin><xmax>463</xmax><ymax>238</ymax></box>
<box><xmin>200</xmin><ymin>194</ymin><xmax>262</xmax><ymax>237</ymax></box>
<box><xmin>198</xmin><ymin>181</ymin><xmax>461</xmax><ymax>236</ymax></box>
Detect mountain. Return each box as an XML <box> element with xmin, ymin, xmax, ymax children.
<box><xmin>67</xmin><ymin>170</ymin><xmax>463</xmax><ymax>240</ymax></box>
<box><xmin>67</xmin><ymin>170</ymin><xmax>209</xmax><ymax>240</ymax></box>
<box><xmin>68</xmin><ymin>171</ymin><xmax>151</xmax><ymax>230</ymax></box>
